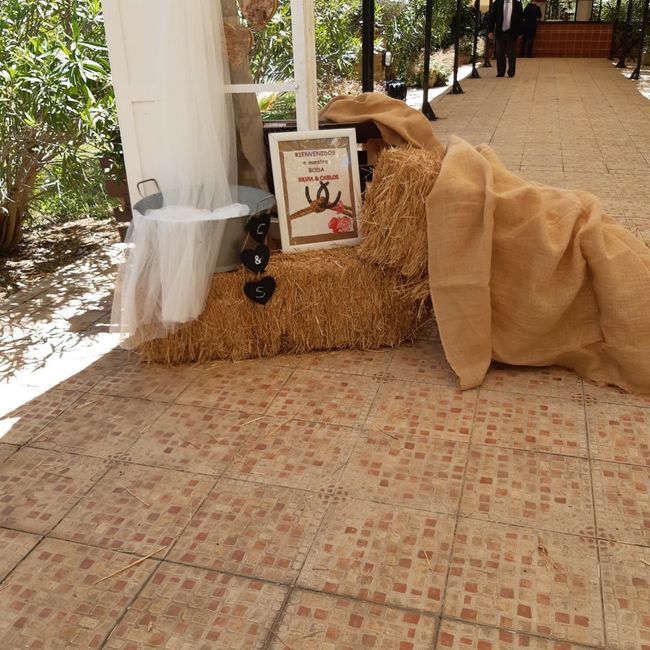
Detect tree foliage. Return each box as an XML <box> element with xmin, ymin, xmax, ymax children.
<box><xmin>0</xmin><ymin>0</ymin><xmax>115</xmax><ymax>253</ymax></box>
<box><xmin>250</xmin><ymin>0</ymin><xmax>361</xmax><ymax>84</ymax></box>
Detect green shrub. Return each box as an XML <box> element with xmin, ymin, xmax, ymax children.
<box><xmin>0</xmin><ymin>0</ymin><xmax>116</xmax><ymax>252</ymax></box>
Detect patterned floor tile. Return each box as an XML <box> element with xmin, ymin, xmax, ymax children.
<box><xmin>473</xmin><ymin>390</ymin><xmax>588</xmax><ymax>457</ymax></box>
<box><xmin>29</xmin><ymin>394</ymin><xmax>166</xmax><ymax>459</ymax></box>
<box><xmin>105</xmin><ymin>564</ymin><xmax>288</xmax><ymax>650</ymax></box>
<box><xmin>176</xmin><ymin>363</ymin><xmax>292</xmax><ymax>413</ymax></box>
<box><xmin>0</xmin><ymin>538</ymin><xmax>156</xmax><ymax>649</ymax></box>
<box><xmin>56</xmin><ymin>349</ymin><xmax>134</xmax><ymax>393</ymax></box>
<box><xmin>339</xmin><ymin>432</ymin><xmax>467</xmax><ymax>514</ymax></box>
<box><xmin>0</xmin><ymin>386</ymin><xmax>84</xmax><ymax>445</ymax></box>
<box><xmin>600</xmin><ymin>541</ymin><xmax>650</xmax><ymax>650</ymax></box>
<box><xmin>460</xmin><ymin>446</ymin><xmax>595</xmax><ymax>536</ymax></box>
<box><xmin>436</xmin><ymin>620</ymin><xmax>591</xmax><ymax>649</ymax></box>
<box><xmin>587</xmin><ymin>404</ymin><xmax>650</xmax><ymax>466</ymax></box>
<box><xmin>592</xmin><ymin>461</ymin><xmax>650</xmax><ymax>546</ymax></box>
<box><xmin>0</xmin><ymin>527</ymin><xmax>40</xmax><ymax>580</ymax></box>
<box><xmin>169</xmin><ymin>479</ymin><xmax>326</xmax><ymax>583</ymax></box>
<box><xmin>388</xmin><ymin>340</ymin><xmax>458</xmax><ymax>387</ymax></box>
<box><xmin>0</xmin><ymin>447</ymin><xmax>109</xmax><ymax>534</ymax></box>
<box><xmin>124</xmin><ymin>405</ymin><xmax>255</xmax><ymax>475</ymax></box>
<box><xmin>274</xmin><ymin>590</ymin><xmax>437</xmax><ymax>650</ymax></box>
<box><xmin>444</xmin><ymin>520</ymin><xmax>604</xmax><ymax>646</ymax></box>
<box><xmin>481</xmin><ymin>365</ymin><xmax>583</xmax><ymax>401</ymax></box>
<box><xmin>226</xmin><ymin>418</ymin><xmax>357</xmax><ymax>491</ymax></box>
<box><xmin>299</xmin><ymin>499</ymin><xmax>455</xmax><ymax>611</ymax></box>
<box><xmin>365</xmin><ymin>382</ymin><xmax>477</xmax><ymax>442</ymax></box>
<box><xmin>583</xmin><ymin>381</ymin><xmax>650</xmax><ymax>408</ymax></box>
<box><xmin>0</xmin><ymin>443</ymin><xmax>17</xmax><ymax>462</ymax></box>
<box><xmin>89</xmin><ymin>363</ymin><xmax>199</xmax><ymax>402</ymax></box>
<box><xmin>52</xmin><ymin>463</ymin><xmax>214</xmax><ymax>555</ymax></box>
<box><xmin>266</xmin><ymin>369</ymin><xmax>379</xmax><ymax>428</ymax></box>
<box><xmin>293</xmin><ymin>348</ymin><xmax>394</xmax><ymax>377</ymax></box>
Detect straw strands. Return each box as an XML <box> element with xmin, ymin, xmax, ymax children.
<box><xmin>138</xmin><ymin>247</ymin><xmax>429</xmax><ymax>364</ymax></box>
<box><xmin>359</xmin><ymin>146</ymin><xmax>442</xmax><ymax>301</ymax></box>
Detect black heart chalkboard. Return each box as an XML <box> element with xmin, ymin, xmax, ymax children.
<box><xmin>244</xmin><ymin>277</ymin><xmax>276</xmax><ymax>305</ymax></box>
<box><xmin>240</xmin><ymin>244</ymin><xmax>270</xmax><ymax>274</ymax></box>
<box><xmin>246</xmin><ymin>213</ymin><xmax>271</xmax><ymax>243</ymax></box>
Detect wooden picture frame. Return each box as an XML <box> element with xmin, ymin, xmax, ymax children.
<box><xmin>269</xmin><ymin>129</ymin><xmax>363</xmax><ymax>252</ymax></box>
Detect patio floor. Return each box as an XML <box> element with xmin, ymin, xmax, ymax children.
<box><xmin>1</xmin><ymin>58</ymin><xmax>649</xmax><ymax>650</ymax></box>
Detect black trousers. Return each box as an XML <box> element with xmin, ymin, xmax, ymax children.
<box><xmin>520</xmin><ymin>30</ymin><xmax>536</xmax><ymax>57</ymax></box>
<box><xmin>495</xmin><ymin>30</ymin><xmax>518</xmax><ymax>77</ymax></box>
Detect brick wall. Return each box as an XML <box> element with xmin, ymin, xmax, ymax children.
<box><xmin>532</xmin><ymin>22</ymin><xmax>613</xmax><ymax>57</ymax></box>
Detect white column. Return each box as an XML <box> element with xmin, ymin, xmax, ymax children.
<box><xmin>290</xmin><ymin>0</ymin><xmax>319</xmax><ymax>130</ymax></box>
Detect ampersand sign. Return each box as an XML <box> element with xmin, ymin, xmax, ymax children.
<box><xmin>240</xmin><ymin>244</ymin><xmax>270</xmax><ymax>274</ymax></box>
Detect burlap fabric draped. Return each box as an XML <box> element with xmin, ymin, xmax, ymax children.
<box><xmin>320</xmin><ymin>94</ymin><xmax>650</xmax><ymax>394</ymax></box>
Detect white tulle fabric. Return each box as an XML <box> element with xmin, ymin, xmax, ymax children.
<box><xmin>111</xmin><ymin>0</ymin><xmax>247</xmax><ymax>347</ymax></box>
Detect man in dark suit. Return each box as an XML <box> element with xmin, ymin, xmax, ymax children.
<box><xmin>487</xmin><ymin>0</ymin><xmax>524</xmax><ymax>78</ymax></box>
<box><xmin>520</xmin><ymin>1</ymin><xmax>543</xmax><ymax>57</ymax></box>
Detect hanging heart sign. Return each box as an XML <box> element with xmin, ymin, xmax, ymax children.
<box><xmin>246</xmin><ymin>213</ymin><xmax>270</xmax><ymax>243</ymax></box>
<box><xmin>244</xmin><ymin>277</ymin><xmax>276</xmax><ymax>305</ymax></box>
<box><xmin>240</xmin><ymin>244</ymin><xmax>270</xmax><ymax>274</ymax></box>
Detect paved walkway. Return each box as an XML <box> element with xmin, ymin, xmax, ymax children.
<box><xmin>0</xmin><ymin>59</ymin><xmax>649</xmax><ymax>650</ymax></box>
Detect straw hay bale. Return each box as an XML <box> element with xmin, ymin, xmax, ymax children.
<box><xmin>138</xmin><ymin>247</ymin><xmax>429</xmax><ymax>364</ymax></box>
<box><xmin>359</xmin><ymin>146</ymin><xmax>442</xmax><ymax>300</ymax></box>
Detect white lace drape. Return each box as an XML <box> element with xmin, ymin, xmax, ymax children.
<box><xmin>111</xmin><ymin>0</ymin><xmax>248</xmax><ymax>347</ymax></box>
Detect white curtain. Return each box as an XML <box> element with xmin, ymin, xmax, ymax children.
<box><xmin>111</xmin><ymin>0</ymin><xmax>248</xmax><ymax>347</ymax></box>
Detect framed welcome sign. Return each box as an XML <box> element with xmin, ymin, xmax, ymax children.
<box><xmin>269</xmin><ymin>129</ymin><xmax>363</xmax><ymax>252</ymax></box>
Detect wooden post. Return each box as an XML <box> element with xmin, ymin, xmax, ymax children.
<box><xmin>291</xmin><ymin>0</ymin><xmax>319</xmax><ymax>130</ymax></box>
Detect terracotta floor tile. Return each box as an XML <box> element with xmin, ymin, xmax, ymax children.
<box><xmin>0</xmin><ymin>387</ymin><xmax>84</xmax><ymax>446</ymax></box>
<box><xmin>89</xmin><ymin>363</ymin><xmax>198</xmax><ymax>402</ymax></box>
<box><xmin>592</xmin><ymin>461</ymin><xmax>650</xmax><ymax>546</ymax></box>
<box><xmin>366</xmin><ymin>382</ymin><xmax>477</xmax><ymax>442</ymax></box>
<box><xmin>293</xmin><ymin>348</ymin><xmax>394</xmax><ymax>377</ymax></box>
<box><xmin>124</xmin><ymin>405</ymin><xmax>255</xmax><ymax>475</ymax></box>
<box><xmin>481</xmin><ymin>365</ymin><xmax>583</xmax><ymax>401</ymax></box>
<box><xmin>30</xmin><ymin>394</ymin><xmax>166</xmax><ymax>459</ymax></box>
<box><xmin>583</xmin><ymin>381</ymin><xmax>650</xmax><ymax>408</ymax></box>
<box><xmin>299</xmin><ymin>499</ymin><xmax>454</xmax><ymax>611</ymax></box>
<box><xmin>274</xmin><ymin>590</ymin><xmax>437</xmax><ymax>649</ymax></box>
<box><xmin>266</xmin><ymin>369</ymin><xmax>379</xmax><ymax>428</ymax></box>
<box><xmin>52</xmin><ymin>463</ymin><xmax>214</xmax><ymax>555</ymax></box>
<box><xmin>600</xmin><ymin>540</ymin><xmax>650</xmax><ymax>650</ymax></box>
<box><xmin>176</xmin><ymin>364</ymin><xmax>292</xmax><ymax>413</ymax></box>
<box><xmin>169</xmin><ymin>479</ymin><xmax>326</xmax><ymax>583</ymax></box>
<box><xmin>105</xmin><ymin>564</ymin><xmax>287</xmax><ymax>650</ymax></box>
<box><xmin>0</xmin><ymin>447</ymin><xmax>109</xmax><ymax>534</ymax></box>
<box><xmin>436</xmin><ymin>619</ymin><xmax>591</xmax><ymax>649</ymax></box>
<box><xmin>0</xmin><ymin>538</ymin><xmax>156</xmax><ymax>649</ymax></box>
<box><xmin>473</xmin><ymin>390</ymin><xmax>588</xmax><ymax>457</ymax></box>
<box><xmin>339</xmin><ymin>433</ymin><xmax>467</xmax><ymax>514</ymax></box>
<box><xmin>444</xmin><ymin>520</ymin><xmax>604</xmax><ymax>646</ymax></box>
<box><xmin>388</xmin><ymin>340</ymin><xmax>458</xmax><ymax>387</ymax></box>
<box><xmin>460</xmin><ymin>446</ymin><xmax>595</xmax><ymax>536</ymax></box>
<box><xmin>226</xmin><ymin>418</ymin><xmax>357</xmax><ymax>491</ymax></box>
<box><xmin>0</xmin><ymin>443</ymin><xmax>17</xmax><ymax>462</ymax></box>
<box><xmin>55</xmin><ymin>349</ymin><xmax>134</xmax><ymax>393</ymax></box>
<box><xmin>587</xmin><ymin>403</ymin><xmax>650</xmax><ymax>466</ymax></box>
<box><xmin>0</xmin><ymin>527</ymin><xmax>40</xmax><ymax>580</ymax></box>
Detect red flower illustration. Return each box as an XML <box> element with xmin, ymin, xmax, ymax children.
<box><xmin>328</xmin><ymin>216</ymin><xmax>354</xmax><ymax>234</ymax></box>
<box><xmin>337</xmin><ymin>216</ymin><xmax>353</xmax><ymax>232</ymax></box>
